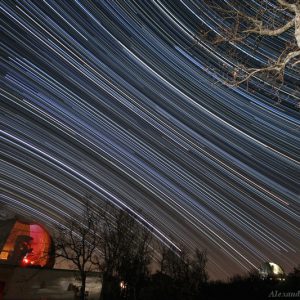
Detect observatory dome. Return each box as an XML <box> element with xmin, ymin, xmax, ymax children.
<box><xmin>258</xmin><ymin>262</ymin><xmax>285</xmax><ymax>280</ymax></box>
<box><xmin>0</xmin><ymin>219</ymin><xmax>54</xmax><ymax>268</ymax></box>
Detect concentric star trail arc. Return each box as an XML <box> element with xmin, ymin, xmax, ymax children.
<box><xmin>1</xmin><ymin>0</ymin><xmax>299</xmax><ymax>279</ymax></box>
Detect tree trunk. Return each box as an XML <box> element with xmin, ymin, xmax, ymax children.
<box><xmin>99</xmin><ymin>274</ymin><xmax>108</xmax><ymax>300</ymax></box>
<box><xmin>99</xmin><ymin>274</ymin><xmax>120</xmax><ymax>300</ymax></box>
<box><xmin>80</xmin><ymin>272</ymin><xmax>86</xmax><ymax>300</ymax></box>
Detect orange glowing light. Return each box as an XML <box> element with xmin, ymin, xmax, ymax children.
<box><xmin>23</xmin><ymin>258</ymin><xmax>29</xmax><ymax>264</ymax></box>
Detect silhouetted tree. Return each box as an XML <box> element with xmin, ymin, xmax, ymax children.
<box><xmin>289</xmin><ymin>264</ymin><xmax>300</xmax><ymax>277</ymax></box>
<box><xmin>160</xmin><ymin>245</ymin><xmax>208</xmax><ymax>299</ymax></box>
<box><xmin>286</xmin><ymin>263</ymin><xmax>300</xmax><ymax>288</ymax></box>
<box><xmin>54</xmin><ymin>200</ymin><xmax>101</xmax><ymax>300</ymax></box>
<box><xmin>190</xmin><ymin>248</ymin><xmax>209</xmax><ymax>290</ymax></box>
<box><xmin>97</xmin><ymin>204</ymin><xmax>153</xmax><ymax>300</ymax></box>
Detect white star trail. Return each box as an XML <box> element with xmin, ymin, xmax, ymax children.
<box><xmin>1</xmin><ymin>0</ymin><xmax>299</xmax><ymax>279</ymax></box>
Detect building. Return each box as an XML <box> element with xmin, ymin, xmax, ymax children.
<box><xmin>0</xmin><ymin>219</ymin><xmax>54</xmax><ymax>268</ymax></box>
<box><xmin>0</xmin><ymin>265</ymin><xmax>101</xmax><ymax>300</ymax></box>
<box><xmin>0</xmin><ymin>218</ymin><xmax>101</xmax><ymax>299</ymax></box>
<box><xmin>258</xmin><ymin>262</ymin><xmax>285</xmax><ymax>281</ymax></box>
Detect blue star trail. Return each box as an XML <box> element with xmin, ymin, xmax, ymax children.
<box><xmin>1</xmin><ymin>0</ymin><xmax>299</xmax><ymax>279</ymax></box>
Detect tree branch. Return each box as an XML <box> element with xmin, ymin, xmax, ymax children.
<box><xmin>277</xmin><ymin>0</ymin><xmax>298</xmax><ymax>12</ymax></box>
<box><xmin>231</xmin><ymin>49</ymin><xmax>300</xmax><ymax>85</ymax></box>
<box><xmin>243</xmin><ymin>18</ymin><xmax>295</xmax><ymax>35</ymax></box>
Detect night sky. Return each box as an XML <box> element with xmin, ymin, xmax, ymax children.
<box><xmin>1</xmin><ymin>0</ymin><xmax>299</xmax><ymax>280</ymax></box>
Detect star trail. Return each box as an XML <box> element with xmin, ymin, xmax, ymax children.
<box><xmin>1</xmin><ymin>0</ymin><xmax>299</xmax><ymax>279</ymax></box>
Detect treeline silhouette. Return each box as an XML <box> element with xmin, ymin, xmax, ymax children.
<box><xmin>54</xmin><ymin>199</ymin><xmax>300</xmax><ymax>300</ymax></box>
<box><xmin>200</xmin><ymin>266</ymin><xmax>300</xmax><ymax>300</ymax></box>
<box><xmin>98</xmin><ymin>264</ymin><xmax>300</xmax><ymax>300</ymax></box>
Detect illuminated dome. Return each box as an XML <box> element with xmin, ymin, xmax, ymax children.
<box><xmin>0</xmin><ymin>219</ymin><xmax>54</xmax><ymax>268</ymax></box>
<box><xmin>258</xmin><ymin>262</ymin><xmax>285</xmax><ymax>280</ymax></box>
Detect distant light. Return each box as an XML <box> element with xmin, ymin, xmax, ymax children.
<box><xmin>120</xmin><ymin>281</ymin><xmax>126</xmax><ymax>289</ymax></box>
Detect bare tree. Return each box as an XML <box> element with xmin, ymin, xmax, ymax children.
<box><xmin>97</xmin><ymin>204</ymin><xmax>153</xmax><ymax>300</ymax></box>
<box><xmin>160</xmin><ymin>245</ymin><xmax>208</xmax><ymax>298</ymax></box>
<box><xmin>53</xmin><ymin>199</ymin><xmax>154</xmax><ymax>300</ymax></box>
<box><xmin>160</xmin><ymin>246</ymin><xmax>191</xmax><ymax>284</ymax></box>
<box><xmin>54</xmin><ymin>200</ymin><xmax>101</xmax><ymax>300</ymax></box>
<box><xmin>189</xmin><ymin>249</ymin><xmax>208</xmax><ymax>290</ymax></box>
<box><xmin>198</xmin><ymin>0</ymin><xmax>300</xmax><ymax>106</ymax></box>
